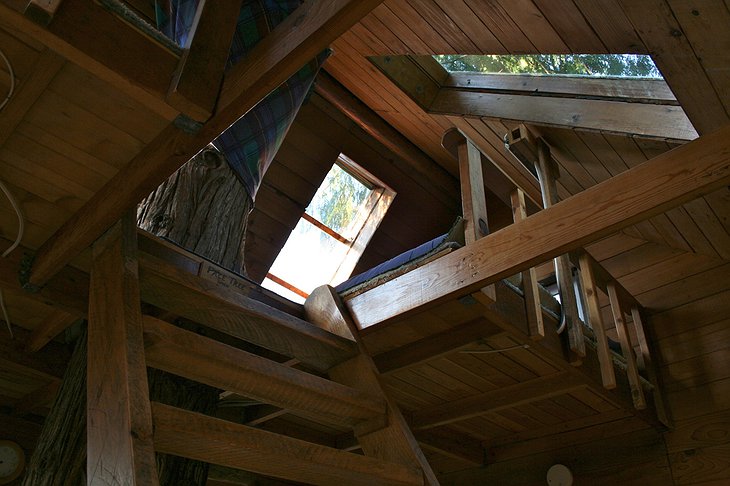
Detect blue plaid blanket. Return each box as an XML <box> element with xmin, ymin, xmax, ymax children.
<box><xmin>157</xmin><ymin>0</ymin><xmax>329</xmax><ymax>202</ymax></box>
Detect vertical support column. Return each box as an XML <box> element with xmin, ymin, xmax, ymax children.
<box><xmin>607</xmin><ymin>283</ymin><xmax>646</xmax><ymax>410</ymax></box>
<box><xmin>305</xmin><ymin>285</ymin><xmax>441</xmax><ymax>486</ymax></box>
<box><xmin>510</xmin><ymin>188</ymin><xmax>544</xmax><ymax>340</ymax></box>
<box><xmin>536</xmin><ymin>139</ymin><xmax>585</xmax><ymax>361</ymax></box>
<box><xmin>578</xmin><ymin>253</ymin><xmax>616</xmax><ymax>389</ymax></box>
<box><xmin>457</xmin><ymin>138</ymin><xmax>495</xmax><ymax>302</ymax></box>
<box><xmin>87</xmin><ymin>212</ymin><xmax>159</xmax><ymax>485</ymax></box>
<box><xmin>631</xmin><ymin>307</ymin><xmax>670</xmax><ymax>425</ymax></box>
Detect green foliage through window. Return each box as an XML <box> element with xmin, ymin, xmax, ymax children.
<box><xmin>306</xmin><ymin>163</ymin><xmax>370</xmax><ymax>238</ymax></box>
<box><xmin>434</xmin><ymin>54</ymin><xmax>662</xmax><ymax>79</ymax></box>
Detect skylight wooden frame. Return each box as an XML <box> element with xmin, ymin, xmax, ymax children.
<box><xmin>370</xmin><ymin>54</ymin><xmax>697</xmax><ymax>142</ymax></box>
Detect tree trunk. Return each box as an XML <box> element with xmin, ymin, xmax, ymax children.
<box><xmin>137</xmin><ymin>145</ymin><xmax>252</xmax><ymax>485</ymax></box>
<box><xmin>137</xmin><ymin>145</ymin><xmax>252</xmax><ymax>275</ymax></box>
<box><xmin>21</xmin><ymin>328</ymin><xmax>86</xmax><ymax>486</ymax></box>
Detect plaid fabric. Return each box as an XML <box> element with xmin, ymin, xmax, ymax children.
<box><xmin>156</xmin><ymin>0</ymin><xmax>329</xmax><ymax>202</ymax></box>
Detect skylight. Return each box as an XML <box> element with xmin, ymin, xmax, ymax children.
<box><xmin>262</xmin><ymin>156</ymin><xmax>394</xmax><ymax>303</ymax></box>
<box><xmin>434</xmin><ymin>54</ymin><xmax>663</xmax><ymax>79</ymax></box>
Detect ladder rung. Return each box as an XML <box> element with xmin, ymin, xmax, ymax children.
<box><xmin>151</xmin><ymin>402</ymin><xmax>423</xmax><ymax>486</ymax></box>
<box><xmin>138</xmin><ymin>253</ymin><xmax>358</xmax><ymax>371</ymax></box>
<box><xmin>143</xmin><ymin>316</ymin><xmax>386</xmax><ymax>427</ymax></box>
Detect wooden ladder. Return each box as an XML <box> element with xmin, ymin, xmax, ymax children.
<box><xmin>86</xmin><ymin>213</ymin><xmax>438</xmax><ymax>485</ymax></box>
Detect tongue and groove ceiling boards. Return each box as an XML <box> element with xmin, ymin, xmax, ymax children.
<box><xmin>0</xmin><ymin>0</ymin><xmax>729</xmax><ymax>483</ymax></box>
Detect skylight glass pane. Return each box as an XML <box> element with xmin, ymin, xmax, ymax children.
<box><xmin>306</xmin><ymin>163</ymin><xmax>371</xmax><ymax>237</ymax></box>
<box><xmin>267</xmin><ymin>218</ymin><xmax>350</xmax><ymax>295</ymax></box>
<box><xmin>434</xmin><ymin>54</ymin><xmax>662</xmax><ymax>79</ymax></box>
<box><xmin>262</xmin><ymin>277</ymin><xmax>307</xmax><ymax>304</ymax></box>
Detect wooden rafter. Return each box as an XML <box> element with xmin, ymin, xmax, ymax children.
<box><xmin>23</xmin><ymin>0</ymin><xmax>387</xmax><ymax>290</ymax></box>
<box><xmin>346</xmin><ymin>124</ymin><xmax>730</xmax><ymax>329</ymax></box>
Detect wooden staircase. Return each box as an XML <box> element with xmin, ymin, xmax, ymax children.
<box><xmin>86</xmin><ymin>213</ymin><xmax>438</xmax><ymax>486</ymax></box>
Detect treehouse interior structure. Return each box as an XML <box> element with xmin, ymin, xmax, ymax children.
<box><xmin>0</xmin><ymin>0</ymin><xmax>729</xmax><ymax>485</ymax></box>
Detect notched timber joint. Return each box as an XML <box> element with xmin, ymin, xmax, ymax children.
<box><xmin>18</xmin><ymin>253</ymin><xmax>41</xmax><ymax>293</ymax></box>
<box><xmin>173</xmin><ymin>114</ymin><xmax>204</xmax><ymax>134</ymax></box>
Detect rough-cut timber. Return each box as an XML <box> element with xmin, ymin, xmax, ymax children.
<box><xmin>346</xmin><ymin>124</ymin><xmax>730</xmax><ymax>329</ymax></box>
<box><xmin>151</xmin><ymin>402</ymin><xmax>423</xmax><ymax>486</ymax></box>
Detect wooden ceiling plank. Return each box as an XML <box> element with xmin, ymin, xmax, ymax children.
<box><xmin>666</xmin><ymin>0</ymin><xmax>730</xmax><ymax>115</ymax></box>
<box><xmin>573</xmin><ymin>0</ymin><xmax>647</xmax><ymax>53</ymax></box>
<box><xmin>0</xmin><ymin>0</ymin><xmax>180</xmax><ymax>120</ymax></box>
<box><xmin>467</xmin><ymin>0</ymin><xmax>536</xmax><ymax>53</ymax></box>
<box><xmin>24</xmin><ymin>0</ymin><xmax>386</xmax><ymax>290</ymax></box>
<box><xmin>0</xmin><ymin>48</ymin><xmax>64</xmax><ymax>148</ymax></box>
<box><xmin>151</xmin><ymin>402</ymin><xmax>423</xmax><ymax>486</ymax></box>
<box><xmin>431</xmin><ymin>0</ymin><xmax>506</xmax><ymax>54</ymax></box>
<box><xmin>411</xmin><ymin>372</ymin><xmax>585</xmax><ymax>429</ymax></box>
<box><xmin>346</xmin><ymin>124</ymin><xmax>730</xmax><ymax>329</ymax></box>
<box><xmin>373</xmin><ymin>319</ymin><xmax>502</xmax><ymax>375</ymax></box>
<box><xmin>143</xmin><ymin>315</ymin><xmax>386</xmax><ymax>427</ymax></box>
<box><xmin>494</xmin><ymin>0</ymin><xmax>570</xmax><ymax>53</ymax></box>
<box><xmin>532</xmin><ymin>0</ymin><xmax>608</xmax><ymax>53</ymax></box>
<box><xmin>405</xmin><ymin>0</ymin><xmax>480</xmax><ymax>54</ymax></box>
<box><xmin>617</xmin><ymin>0</ymin><xmax>730</xmax><ymax>134</ymax></box>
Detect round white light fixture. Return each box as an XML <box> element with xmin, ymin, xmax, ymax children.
<box><xmin>546</xmin><ymin>464</ymin><xmax>573</xmax><ymax>486</ymax></box>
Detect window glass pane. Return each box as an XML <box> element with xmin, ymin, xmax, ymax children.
<box><xmin>268</xmin><ymin>218</ymin><xmax>350</xmax><ymax>296</ymax></box>
<box><xmin>434</xmin><ymin>54</ymin><xmax>662</xmax><ymax>79</ymax></box>
<box><xmin>261</xmin><ymin>277</ymin><xmax>307</xmax><ymax>304</ymax></box>
<box><xmin>305</xmin><ymin>163</ymin><xmax>371</xmax><ymax>237</ymax></box>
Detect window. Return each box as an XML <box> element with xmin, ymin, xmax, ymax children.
<box><xmin>434</xmin><ymin>54</ymin><xmax>662</xmax><ymax>79</ymax></box>
<box><xmin>262</xmin><ymin>155</ymin><xmax>395</xmax><ymax>303</ymax></box>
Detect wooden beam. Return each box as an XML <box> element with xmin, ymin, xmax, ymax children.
<box><xmin>411</xmin><ymin>373</ymin><xmax>585</xmax><ymax>430</ymax></box>
<box><xmin>444</xmin><ymin>71</ymin><xmax>680</xmax><ymax>104</ymax></box>
<box><xmin>142</xmin><ymin>315</ymin><xmax>386</xmax><ymax>428</ymax></box>
<box><xmin>166</xmin><ymin>0</ymin><xmax>244</xmax><ymax>121</ymax></box>
<box><xmin>372</xmin><ymin>318</ymin><xmax>502</xmax><ymax>375</ymax></box>
<box><xmin>510</xmin><ymin>188</ymin><xmax>544</xmax><ymax>340</ymax></box>
<box><xmin>24</xmin><ymin>309</ymin><xmax>80</xmax><ymax>353</ymax></box>
<box><xmin>24</xmin><ymin>0</ymin><xmax>64</xmax><ymax>25</ymax></box>
<box><xmin>442</xmin><ymin>126</ymin><xmax>541</xmax><ymax>212</ymax></box>
<box><xmin>137</xmin><ymin>253</ymin><xmax>358</xmax><ymax>372</ymax></box>
<box><xmin>24</xmin><ymin>0</ymin><xmax>385</xmax><ymax>290</ymax></box>
<box><xmin>87</xmin><ymin>213</ymin><xmax>158</xmax><ymax>485</ymax></box>
<box><xmin>345</xmin><ymin>124</ymin><xmax>730</xmax><ymax>330</ymax></box>
<box><xmin>607</xmin><ymin>283</ymin><xmax>647</xmax><ymax>410</ymax></box>
<box><xmin>430</xmin><ymin>86</ymin><xmax>697</xmax><ymax>142</ymax></box>
<box><xmin>314</xmin><ymin>73</ymin><xmax>461</xmax><ymax>213</ymax></box>
<box><xmin>305</xmin><ymin>285</ymin><xmax>440</xmax><ymax>485</ymax></box>
<box><xmin>577</xmin><ymin>252</ymin><xmax>617</xmax><ymax>389</ymax></box>
<box><xmin>151</xmin><ymin>402</ymin><xmax>423</xmax><ymax>486</ymax></box>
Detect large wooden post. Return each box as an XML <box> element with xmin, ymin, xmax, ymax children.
<box><xmin>87</xmin><ymin>213</ymin><xmax>158</xmax><ymax>484</ymax></box>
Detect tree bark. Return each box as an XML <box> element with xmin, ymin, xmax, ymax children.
<box><xmin>21</xmin><ymin>328</ymin><xmax>86</xmax><ymax>486</ymax></box>
<box><xmin>137</xmin><ymin>145</ymin><xmax>251</xmax><ymax>485</ymax></box>
<box><xmin>137</xmin><ymin>144</ymin><xmax>252</xmax><ymax>275</ymax></box>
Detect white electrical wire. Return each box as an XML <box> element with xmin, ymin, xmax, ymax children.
<box><xmin>0</xmin><ymin>47</ymin><xmax>14</xmax><ymax>112</ymax></box>
<box><xmin>1</xmin><ymin>47</ymin><xmax>20</xmax><ymax>339</ymax></box>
